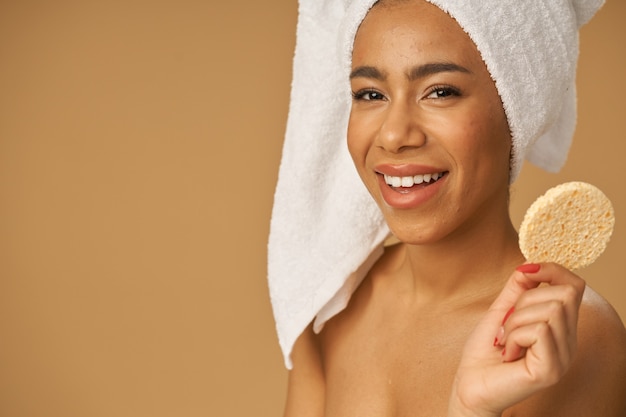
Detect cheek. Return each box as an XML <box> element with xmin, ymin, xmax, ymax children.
<box><xmin>483</xmin><ymin>110</ymin><xmax>513</xmax><ymax>170</ymax></box>
<box><xmin>463</xmin><ymin>107</ymin><xmax>511</xmax><ymax>164</ymax></box>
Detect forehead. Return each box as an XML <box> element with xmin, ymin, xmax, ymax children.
<box><xmin>353</xmin><ymin>0</ymin><xmax>483</xmax><ymax>68</ymax></box>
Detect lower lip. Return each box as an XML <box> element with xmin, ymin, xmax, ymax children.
<box><xmin>378</xmin><ymin>174</ymin><xmax>446</xmax><ymax>209</ymax></box>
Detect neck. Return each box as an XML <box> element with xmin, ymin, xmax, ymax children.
<box><xmin>392</xmin><ymin>213</ymin><xmax>524</xmax><ymax>307</ymax></box>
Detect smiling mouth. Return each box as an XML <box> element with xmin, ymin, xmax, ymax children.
<box><xmin>383</xmin><ymin>171</ymin><xmax>448</xmax><ymax>190</ymax></box>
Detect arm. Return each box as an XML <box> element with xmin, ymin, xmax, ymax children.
<box><xmin>283</xmin><ymin>323</ymin><xmax>325</xmax><ymax>417</ymax></box>
<box><xmin>448</xmin><ymin>263</ymin><xmax>587</xmax><ymax>417</ymax></box>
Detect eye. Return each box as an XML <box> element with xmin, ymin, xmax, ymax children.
<box><xmin>352</xmin><ymin>89</ymin><xmax>386</xmax><ymax>101</ymax></box>
<box><xmin>425</xmin><ymin>86</ymin><xmax>461</xmax><ymax>99</ymax></box>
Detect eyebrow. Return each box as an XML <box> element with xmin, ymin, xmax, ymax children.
<box><xmin>349</xmin><ymin>62</ymin><xmax>471</xmax><ymax>81</ymax></box>
<box><xmin>349</xmin><ymin>65</ymin><xmax>386</xmax><ymax>80</ymax></box>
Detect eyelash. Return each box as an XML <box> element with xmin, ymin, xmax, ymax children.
<box><xmin>425</xmin><ymin>85</ymin><xmax>461</xmax><ymax>99</ymax></box>
<box><xmin>351</xmin><ymin>85</ymin><xmax>462</xmax><ymax>102</ymax></box>
<box><xmin>351</xmin><ymin>89</ymin><xmax>385</xmax><ymax>101</ymax></box>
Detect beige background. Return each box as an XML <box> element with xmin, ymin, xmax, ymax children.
<box><xmin>0</xmin><ymin>1</ymin><xmax>624</xmax><ymax>416</ymax></box>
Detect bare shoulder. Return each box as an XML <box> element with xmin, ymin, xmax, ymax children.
<box><xmin>577</xmin><ymin>286</ymin><xmax>626</xmax><ymax>382</ymax></box>
<box><xmin>512</xmin><ymin>285</ymin><xmax>626</xmax><ymax>416</ymax></box>
<box><xmin>580</xmin><ymin>285</ymin><xmax>626</xmax><ymax>334</ymax></box>
<box><xmin>578</xmin><ymin>285</ymin><xmax>626</xmax><ymax>368</ymax></box>
<box><xmin>568</xmin><ymin>286</ymin><xmax>626</xmax><ymax>413</ymax></box>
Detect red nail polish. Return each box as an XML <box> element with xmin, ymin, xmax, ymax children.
<box><xmin>516</xmin><ymin>263</ymin><xmax>541</xmax><ymax>273</ymax></box>
<box><xmin>494</xmin><ymin>326</ymin><xmax>505</xmax><ymax>346</ymax></box>
<box><xmin>502</xmin><ymin>307</ymin><xmax>515</xmax><ymax>325</ymax></box>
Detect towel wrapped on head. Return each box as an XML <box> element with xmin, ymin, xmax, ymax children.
<box><xmin>268</xmin><ymin>0</ymin><xmax>605</xmax><ymax>368</ymax></box>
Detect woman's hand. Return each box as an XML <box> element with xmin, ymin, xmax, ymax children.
<box><xmin>448</xmin><ymin>263</ymin><xmax>586</xmax><ymax>417</ymax></box>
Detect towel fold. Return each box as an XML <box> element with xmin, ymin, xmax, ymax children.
<box><xmin>269</xmin><ymin>0</ymin><xmax>604</xmax><ymax>369</ymax></box>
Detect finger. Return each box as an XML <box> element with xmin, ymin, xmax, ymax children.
<box><xmin>510</xmin><ymin>264</ymin><xmax>584</xmax><ymax>346</ymax></box>
<box><xmin>489</xmin><ymin>264</ymin><xmax>543</xmax><ymax>312</ymax></box>
<box><xmin>490</xmin><ymin>263</ymin><xmax>584</xmax><ymax>338</ymax></box>
<box><xmin>486</xmin><ymin>266</ymin><xmax>543</xmax><ymax>330</ymax></box>
<box><xmin>500</xmin><ymin>300</ymin><xmax>573</xmax><ymax>365</ymax></box>
<box><xmin>513</xmin><ymin>283</ymin><xmax>581</xmax><ymax>318</ymax></box>
<box><xmin>505</xmin><ymin>284</ymin><xmax>581</xmax><ymax>341</ymax></box>
<box><xmin>515</xmin><ymin>263</ymin><xmax>586</xmax><ymax>297</ymax></box>
<box><xmin>501</xmin><ymin>321</ymin><xmax>569</xmax><ymax>388</ymax></box>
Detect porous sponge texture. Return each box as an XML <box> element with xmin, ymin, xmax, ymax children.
<box><xmin>519</xmin><ymin>182</ymin><xmax>614</xmax><ymax>270</ymax></box>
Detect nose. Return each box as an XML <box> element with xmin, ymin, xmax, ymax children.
<box><xmin>377</xmin><ymin>100</ymin><xmax>426</xmax><ymax>153</ymax></box>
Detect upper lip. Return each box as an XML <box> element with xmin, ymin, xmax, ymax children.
<box><xmin>374</xmin><ymin>163</ymin><xmax>447</xmax><ymax>177</ymax></box>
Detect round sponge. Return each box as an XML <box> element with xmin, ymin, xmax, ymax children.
<box><xmin>518</xmin><ymin>182</ymin><xmax>615</xmax><ymax>270</ymax></box>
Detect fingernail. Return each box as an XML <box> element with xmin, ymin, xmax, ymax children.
<box><xmin>502</xmin><ymin>306</ymin><xmax>515</xmax><ymax>325</ymax></box>
<box><xmin>493</xmin><ymin>326</ymin><xmax>505</xmax><ymax>346</ymax></box>
<box><xmin>515</xmin><ymin>263</ymin><xmax>541</xmax><ymax>273</ymax></box>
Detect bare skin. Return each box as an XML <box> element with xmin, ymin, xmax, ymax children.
<box><xmin>319</xmin><ymin>242</ymin><xmax>518</xmax><ymax>416</ymax></box>
<box><xmin>285</xmin><ymin>252</ymin><xmax>626</xmax><ymax>416</ymax></box>
<box><xmin>283</xmin><ymin>1</ymin><xmax>626</xmax><ymax>415</ymax></box>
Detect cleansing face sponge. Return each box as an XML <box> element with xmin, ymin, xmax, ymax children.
<box><xmin>518</xmin><ymin>182</ymin><xmax>615</xmax><ymax>270</ymax></box>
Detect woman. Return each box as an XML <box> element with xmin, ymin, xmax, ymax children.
<box><xmin>269</xmin><ymin>0</ymin><xmax>626</xmax><ymax>415</ymax></box>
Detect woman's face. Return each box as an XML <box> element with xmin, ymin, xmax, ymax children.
<box><xmin>348</xmin><ymin>0</ymin><xmax>513</xmax><ymax>244</ymax></box>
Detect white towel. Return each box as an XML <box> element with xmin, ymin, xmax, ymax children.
<box><xmin>268</xmin><ymin>0</ymin><xmax>604</xmax><ymax>369</ymax></box>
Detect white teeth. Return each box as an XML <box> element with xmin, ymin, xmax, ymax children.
<box><xmin>384</xmin><ymin>172</ymin><xmax>444</xmax><ymax>187</ymax></box>
<box><xmin>401</xmin><ymin>176</ymin><xmax>413</xmax><ymax>187</ymax></box>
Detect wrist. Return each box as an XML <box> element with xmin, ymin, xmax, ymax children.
<box><xmin>448</xmin><ymin>383</ymin><xmax>502</xmax><ymax>417</ymax></box>
<box><xmin>447</xmin><ymin>400</ymin><xmax>501</xmax><ymax>417</ymax></box>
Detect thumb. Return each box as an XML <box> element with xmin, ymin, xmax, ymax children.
<box><xmin>485</xmin><ymin>264</ymin><xmax>543</xmax><ymax>329</ymax></box>
<box><xmin>490</xmin><ymin>264</ymin><xmax>543</xmax><ymax>308</ymax></box>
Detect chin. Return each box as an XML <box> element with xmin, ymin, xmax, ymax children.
<box><xmin>386</xmin><ymin>220</ymin><xmax>448</xmax><ymax>246</ymax></box>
